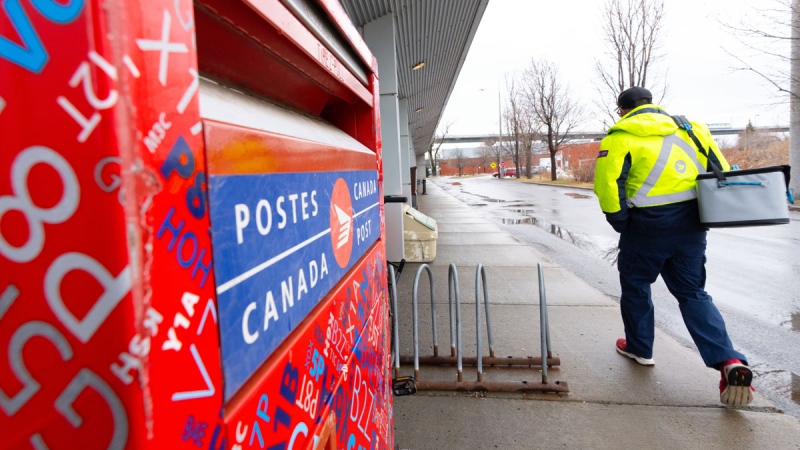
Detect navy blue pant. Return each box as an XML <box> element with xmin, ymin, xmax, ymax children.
<box><xmin>617</xmin><ymin>231</ymin><xmax>747</xmax><ymax>368</ymax></box>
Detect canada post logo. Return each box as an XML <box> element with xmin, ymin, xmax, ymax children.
<box><xmin>330</xmin><ymin>178</ymin><xmax>353</xmax><ymax>268</ymax></box>
<box><xmin>207</xmin><ymin>170</ymin><xmax>380</xmax><ymax>399</ymax></box>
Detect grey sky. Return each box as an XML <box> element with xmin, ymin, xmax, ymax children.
<box><xmin>440</xmin><ymin>0</ymin><xmax>787</xmax><ymax>137</ymax></box>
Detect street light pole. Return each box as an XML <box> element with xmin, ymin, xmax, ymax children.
<box><xmin>479</xmin><ymin>86</ymin><xmax>503</xmax><ymax>178</ymax></box>
<box><xmin>497</xmin><ymin>85</ymin><xmax>502</xmax><ymax>178</ymax></box>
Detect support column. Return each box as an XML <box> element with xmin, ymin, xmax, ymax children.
<box><xmin>365</xmin><ymin>14</ymin><xmax>404</xmax><ymax>262</ymax></box>
<box><xmin>399</xmin><ymin>98</ymin><xmax>412</xmax><ymax>207</ymax></box>
<box><xmin>791</xmin><ymin>0</ymin><xmax>800</xmax><ymax>197</ymax></box>
<box><xmin>416</xmin><ymin>154</ymin><xmax>427</xmax><ymax>180</ymax></box>
<box><xmin>409</xmin><ymin>135</ymin><xmax>418</xmax><ymax>207</ymax></box>
<box><xmin>415</xmin><ymin>153</ymin><xmax>427</xmax><ymax>197</ymax></box>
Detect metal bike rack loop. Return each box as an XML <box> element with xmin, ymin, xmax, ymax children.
<box><xmin>476</xmin><ymin>264</ymin><xmax>495</xmax><ymax>359</ymax></box>
<box><xmin>389</xmin><ymin>261</ymin><xmax>417</xmax><ymax>396</ymax></box>
<box><xmin>388</xmin><ymin>263</ymin><xmax>401</xmax><ymax>378</ymax></box>
<box><xmin>538</xmin><ymin>262</ymin><xmax>553</xmax><ymax>384</ymax></box>
<box><xmin>411</xmin><ymin>264</ymin><xmax>437</xmax><ymax>379</ymax></box>
<box><xmin>449</xmin><ymin>264</ymin><xmax>464</xmax><ymax>382</ymax></box>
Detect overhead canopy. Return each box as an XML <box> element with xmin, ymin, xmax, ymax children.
<box><xmin>339</xmin><ymin>0</ymin><xmax>489</xmax><ymax>157</ymax></box>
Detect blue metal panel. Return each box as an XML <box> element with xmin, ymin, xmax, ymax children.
<box><xmin>208</xmin><ymin>170</ymin><xmax>380</xmax><ymax>399</ymax></box>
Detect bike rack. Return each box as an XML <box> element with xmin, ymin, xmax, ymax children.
<box><xmin>393</xmin><ymin>262</ymin><xmax>568</xmax><ymax>394</ymax></box>
<box><xmin>388</xmin><ymin>263</ymin><xmax>401</xmax><ymax>378</ymax></box>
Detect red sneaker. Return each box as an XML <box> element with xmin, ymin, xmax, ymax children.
<box><xmin>615</xmin><ymin>338</ymin><xmax>654</xmax><ymax>366</ymax></box>
<box><xmin>719</xmin><ymin>359</ymin><xmax>754</xmax><ymax>406</ymax></box>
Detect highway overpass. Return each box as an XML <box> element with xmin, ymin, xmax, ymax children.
<box><xmin>440</xmin><ymin>126</ymin><xmax>789</xmax><ymax>144</ymax></box>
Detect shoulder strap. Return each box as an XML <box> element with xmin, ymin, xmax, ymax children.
<box><xmin>626</xmin><ymin>107</ymin><xmax>672</xmax><ymax>119</ymax></box>
<box><xmin>671</xmin><ymin>115</ymin><xmax>726</xmax><ymax>181</ymax></box>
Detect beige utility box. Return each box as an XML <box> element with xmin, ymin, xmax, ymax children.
<box><xmin>403</xmin><ymin>204</ymin><xmax>438</xmax><ymax>262</ymax></box>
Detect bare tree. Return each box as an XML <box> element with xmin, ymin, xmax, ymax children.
<box><xmin>737</xmin><ymin>120</ymin><xmax>780</xmax><ymax>151</ymax></box>
<box><xmin>452</xmin><ymin>148</ymin><xmax>467</xmax><ymax>176</ymax></box>
<box><xmin>724</xmin><ymin>1</ymin><xmax>795</xmax><ymax>100</ymax></box>
<box><xmin>502</xmin><ymin>76</ymin><xmax>526</xmax><ymax>178</ymax></box>
<box><xmin>503</xmin><ymin>100</ymin><xmax>539</xmax><ymax>180</ymax></box>
<box><xmin>594</xmin><ymin>0</ymin><xmax>668</xmax><ymax>126</ymax></box>
<box><xmin>519</xmin><ymin>107</ymin><xmax>539</xmax><ymax>179</ymax></box>
<box><xmin>483</xmin><ymin>137</ymin><xmax>505</xmax><ymax>178</ymax></box>
<box><xmin>523</xmin><ymin>58</ymin><xmax>585</xmax><ymax>181</ymax></box>
<box><xmin>428</xmin><ymin>121</ymin><xmax>453</xmax><ymax>176</ymax></box>
<box><xmin>723</xmin><ymin>0</ymin><xmax>799</xmax><ymax>199</ymax></box>
<box><xmin>478</xmin><ymin>144</ymin><xmax>493</xmax><ymax>174</ymax></box>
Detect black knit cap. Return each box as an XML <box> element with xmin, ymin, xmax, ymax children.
<box><xmin>617</xmin><ymin>87</ymin><xmax>652</xmax><ymax>109</ymax></box>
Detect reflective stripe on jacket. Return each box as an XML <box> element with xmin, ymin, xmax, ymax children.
<box><xmin>593</xmin><ymin>104</ymin><xmax>731</xmax><ymax>235</ymax></box>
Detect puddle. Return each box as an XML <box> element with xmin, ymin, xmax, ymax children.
<box><xmin>783</xmin><ymin>312</ymin><xmax>800</xmax><ymax>333</ymax></box>
<box><xmin>492</xmin><ymin>214</ymin><xmax>619</xmax><ymax>264</ymax></box>
<box><xmin>564</xmin><ymin>192</ymin><xmax>592</xmax><ymax>199</ymax></box>
<box><xmin>455</xmin><ymin>189</ymin><xmax>618</xmax><ymax>264</ymax></box>
<box><xmin>472</xmin><ymin>194</ymin><xmax>508</xmax><ymax>203</ymax></box>
<box><xmin>794</xmin><ymin>372</ymin><xmax>800</xmax><ymax>405</ymax></box>
<box><xmin>753</xmin><ymin>365</ymin><xmax>800</xmax><ymax>412</ymax></box>
<box><xmin>497</xmin><ymin>217</ymin><xmax>537</xmax><ymax>225</ymax></box>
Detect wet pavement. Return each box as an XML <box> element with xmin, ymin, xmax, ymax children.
<box><xmin>392</xmin><ymin>178</ymin><xmax>800</xmax><ymax>449</ymax></box>
<box><xmin>400</xmin><ymin>175</ymin><xmax>800</xmax><ymax>426</ymax></box>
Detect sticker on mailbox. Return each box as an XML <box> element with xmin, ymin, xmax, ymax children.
<box><xmin>208</xmin><ymin>170</ymin><xmax>380</xmax><ymax>400</ymax></box>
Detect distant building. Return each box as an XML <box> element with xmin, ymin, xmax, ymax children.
<box><xmin>435</xmin><ymin>140</ymin><xmax>602</xmax><ymax>176</ymax></box>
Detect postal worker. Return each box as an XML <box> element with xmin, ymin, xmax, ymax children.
<box><xmin>593</xmin><ymin>86</ymin><xmax>754</xmax><ymax>406</ymax></box>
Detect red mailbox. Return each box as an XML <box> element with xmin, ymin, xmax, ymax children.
<box><xmin>0</xmin><ymin>0</ymin><xmax>391</xmax><ymax>448</ymax></box>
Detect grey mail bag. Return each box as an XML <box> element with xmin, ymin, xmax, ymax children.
<box><xmin>672</xmin><ymin>115</ymin><xmax>793</xmax><ymax>228</ymax></box>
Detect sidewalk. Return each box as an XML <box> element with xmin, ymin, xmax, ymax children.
<box><xmin>391</xmin><ymin>179</ymin><xmax>800</xmax><ymax>449</ymax></box>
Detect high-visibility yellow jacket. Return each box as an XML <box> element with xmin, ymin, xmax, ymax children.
<box><xmin>593</xmin><ymin>104</ymin><xmax>730</xmax><ymax>235</ymax></box>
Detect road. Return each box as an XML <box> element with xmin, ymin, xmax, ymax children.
<box><xmin>431</xmin><ymin>174</ymin><xmax>800</xmax><ymax>418</ymax></box>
